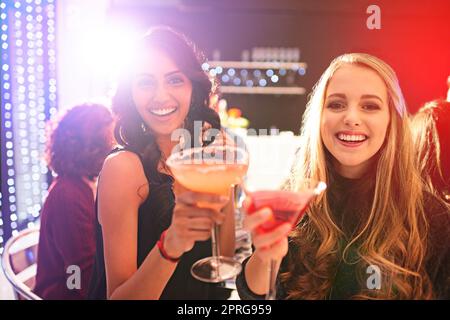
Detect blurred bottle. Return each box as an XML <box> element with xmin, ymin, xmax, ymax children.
<box><xmin>210</xmin><ymin>93</ymin><xmax>220</xmax><ymax>113</ymax></box>
<box><xmin>227</xmin><ymin>107</ymin><xmax>249</xmax><ymax>129</ymax></box>
<box><xmin>241</xmin><ymin>50</ymin><xmax>250</xmax><ymax>62</ymax></box>
<box><xmin>212</xmin><ymin>49</ymin><xmax>221</xmax><ymax>61</ymax></box>
<box><xmin>218</xmin><ymin>98</ymin><xmax>229</xmax><ymax>127</ymax></box>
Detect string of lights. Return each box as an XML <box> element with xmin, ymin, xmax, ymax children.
<box><xmin>0</xmin><ymin>0</ymin><xmax>57</xmax><ymax>253</ymax></box>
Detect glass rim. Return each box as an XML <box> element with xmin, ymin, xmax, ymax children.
<box><xmin>166</xmin><ymin>145</ymin><xmax>249</xmax><ymax>167</ymax></box>
<box><xmin>243</xmin><ymin>177</ymin><xmax>327</xmax><ymax>195</ymax></box>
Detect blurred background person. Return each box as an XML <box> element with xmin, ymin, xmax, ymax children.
<box><xmin>34</xmin><ymin>103</ymin><xmax>115</xmax><ymax>299</ymax></box>
<box><xmin>411</xmin><ymin>99</ymin><xmax>450</xmax><ymax>203</ymax></box>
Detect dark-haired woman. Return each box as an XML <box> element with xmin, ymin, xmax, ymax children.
<box><xmin>35</xmin><ymin>103</ymin><xmax>114</xmax><ymax>299</ymax></box>
<box><xmin>88</xmin><ymin>27</ymin><xmax>236</xmax><ymax>300</ymax></box>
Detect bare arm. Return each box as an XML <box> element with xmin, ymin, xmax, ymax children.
<box><xmin>244</xmin><ymin>254</ymin><xmax>273</xmax><ymax>295</ymax></box>
<box><xmin>99</xmin><ymin>151</ymin><xmax>228</xmax><ymax>299</ymax></box>
<box><xmin>98</xmin><ymin>151</ymin><xmax>178</xmax><ymax>299</ymax></box>
<box><xmin>242</xmin><ymin>207</ymin><xmax>290</xmax><ymax>296</ymax></box>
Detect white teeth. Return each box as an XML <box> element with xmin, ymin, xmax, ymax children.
<box><xmin>149</xmin><ymin>107</ymin><xmax>176</xmax><ymax>116</ymax></box>
<box><xmin>337</xmin><ymin>133</ymin><xmax>367</xmax><ymax>142</ymax></box>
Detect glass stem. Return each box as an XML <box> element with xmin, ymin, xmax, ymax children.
<box><xmin>210</xmin><ymin>223</ymin><xmax>221</xmax><ymax>279</ymax></box>
<box><xmin>212</xmin><ymin>223</ymin><xmax>221</xmax><ymax>257</ymax></box>
<box><xmin>266</xmin><ymin>259</ymin><xmax>278</xmax><ymax>300</ymax></box>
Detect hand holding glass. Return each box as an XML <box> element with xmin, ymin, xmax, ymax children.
<box><xmin>166</xmin><ymin>143</ymin><xmax>249</xmax><ymax>283</ymax></box>
<box><xmin>243</xmin><ymin>175</ymin><xmax>326</xmax><ymax>299</ymax></box>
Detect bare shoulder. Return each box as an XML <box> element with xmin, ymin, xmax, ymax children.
<box><xmin>99</xmin><ymin>150</ymin><xmax>149</xmax><ymax>203</ymax></box>
<box><xmin>103</xmin><ymin>150</ymin><xmax>142</xmax><ymax>172</ymax></box>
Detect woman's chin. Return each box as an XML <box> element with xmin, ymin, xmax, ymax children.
<box><xmin>149</xmin><ymin>123</ymin><xmax>183</xmax><ymax>137</ymax></box>
<box><xmin>332</xmin><ymin>155</ymin><xmax>374</xmax><ymax>177</ymax></box>
<box><xmin>337</xmin><ymin>159</ymin><xmax>366</xmax><ymax>167</ymax></box>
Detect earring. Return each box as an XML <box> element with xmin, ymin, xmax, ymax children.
<box><xmin>141</xmin><ymin>122</ymin><xmax>148</xmax><ymax>134</ymax></box>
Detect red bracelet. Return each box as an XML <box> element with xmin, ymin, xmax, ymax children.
<box><xmin>157</xmin><ymin>230</ymin><xmax>181</xmax><ymax>263</ymax></box>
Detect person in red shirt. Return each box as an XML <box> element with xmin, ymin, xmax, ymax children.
<box><xmin>34</xmin><ymin>103</ymin><xmax>114</xmax><ymax>299</ymax></box>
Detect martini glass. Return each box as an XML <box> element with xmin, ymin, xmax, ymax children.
<box><xmin>244</xmin><ymin>176</ymin><xmax>326</xmax><ymax>299</ymax></box>
<box><xmin>166</xmin><ymin>144</ymin><xmax>249</xmax><ymax>283</ymax></box>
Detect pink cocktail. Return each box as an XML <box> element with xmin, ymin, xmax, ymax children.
<box><xmin>246</xmin><ymin>190</ymin><xmax>315</xmax><ymax>234</ymax></box>
<box><xmin>243</xmin><ymin>178</ymin><xmax>326</xmax><ymax>299</ymax></box>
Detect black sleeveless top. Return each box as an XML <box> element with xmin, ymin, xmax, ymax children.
<box><xmin>88</xmin><ymin>147</ymin><xmax>219</xmax><ymax>299</ymax></box>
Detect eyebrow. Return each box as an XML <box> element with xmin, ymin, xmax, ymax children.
<box><xmin>326</xmin><ymin>93</ymin><xmax>383</xmax><ymax>103</ymax></box>
<box><xmin>135</xmin><ymin>70</ymin><xmax>183</xmax><ymax>78</ymax></box>
<box><xmin>361</xmin><ymin>94</ymin><xmax>383</xmax><ymax>103</ymax></box>
<box><xmin>326</xmin><ymin>93</ymin><xmax>346</xmax><ymax>99</ymax></box>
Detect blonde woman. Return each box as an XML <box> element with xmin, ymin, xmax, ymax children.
<box><xmin>237</xmin><ymin>53</ymin><xmax>449</xmax><ymax>299</ymax></box>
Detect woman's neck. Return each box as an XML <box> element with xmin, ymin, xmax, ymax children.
<box><xmin>156</xmin><ymin>135</ymin><xmax>178</xmax><ymax>160</ymax></box>
<box><xmin>333</xmin><ymin>159</ymin><xmax>373</xmax><ymax>179</ymax></box>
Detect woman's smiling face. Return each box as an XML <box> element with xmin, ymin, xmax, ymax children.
<box><xmin>320</xmin><ymin>64</ymin><xmax>390</xmax><ymax>178</ymax></box>
<box><xmin>131</xmin><ymin>48</ymin><xmax>192</xmax><ymax>137</ymax></box>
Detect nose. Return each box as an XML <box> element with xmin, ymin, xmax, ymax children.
<box><xmin>152</xmin><ymin>83</ymin><xmax>170</xmax><ymax>104</ymax></box>
<box><xmin>343</xmin><ymin>105</ymin><xmax>361</xmax><ymax>127</ymax></box>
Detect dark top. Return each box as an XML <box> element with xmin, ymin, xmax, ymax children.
<box><xmin>34</xmin><ymin>176</ymin><xmax>96</xmax><ymax>300</ymax></box>
<box><xmin>236</xmin><ymin>173</ymin><xmax>450</xmax><ymax>300</ymax></box>
<box><xmin>88</xmin><ymin>147</ymin><xmax>224</xmax><ymax>299</ymax></box>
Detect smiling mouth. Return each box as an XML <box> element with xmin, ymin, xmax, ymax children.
<box><xmin>149</xmin><ymin>107</ymin><xmax>177</xmax><ymax>117</ymax></box>
<box><xmin>335</xmin><ymin>133</ymin><xmax>368</xmax><ymax>143</ymax></box>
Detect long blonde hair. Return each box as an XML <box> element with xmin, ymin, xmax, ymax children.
<box><xmin>281</xmin><ymin>53</ymin><xmax>432</xmax><ymax>299</ymax></box>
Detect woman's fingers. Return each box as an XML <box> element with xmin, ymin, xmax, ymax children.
<box><xmin>173</xmin><ymin>212</ymin><xmax>220</xmax><ymax>232</ymax></box>
<box><xmin>175</xmin><ymin>205</ymin><xmax>226</xmax><ymax>225</ymax></box>
<box><xmin>252</xmin><ymin>223</ymin><xmax>291</xmax><ymax>249</ymax></box>
<box><xmin>170</xmin><ymin>191</ymin><xmax>231</xmax><ymax>251</ymax></box>
<box><xmin>168</xmin><ymin>191</ymin><xmax>231</xmax><ymax>255</ymax></box>
<box><xmin>175</xmin><ymin>205</ymin><xmax>216</xmax><ymax>218</ymax></box>
<box><xmin>243</xmin><ymin>207</ymin><xmax>273</xmax><ymax>231</ymax></box>
<box><xmin>175</xmin><ymin>194</ymin><xmax>227</xmax><ymax>224</ymax></box>
<box><xmin>210</xmin><ymin>209</ymin><xmax>226</xmax><ymax>225</ymax></box>
<box><xmin>187</xmin><ymin>230</ymin><xmax>212</xmax><ymax>241</ymax></box>
<box><xmin>255</xmin><ymin>237</ymin><xmax>289</xmax><ymax>262</ymax></box>
<box><xmin>187</xmin><ymin>217</ymin><xmax>213</xmax><ymax>231</ymax></box>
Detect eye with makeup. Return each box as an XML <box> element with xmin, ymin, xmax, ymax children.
<box><xmin>166</xmin><ymin>74</ymin><xmax>185</xmax><ymax>86</ymax></box>
<box><xmin>325</xmin><ymin>100</ymin><xmax>346</xmax><ymax>110</ymax></box>
<box><xmin>136</xmin><ymin>77</ymin><xmax>155</xmax><ymax>89</ymax></box>
<box><xmin>361</xmin><ymin>102</ymin><xmax>381</xmax><ymax>111</ymax></box>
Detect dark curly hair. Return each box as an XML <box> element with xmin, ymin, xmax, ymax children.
<box><xmin>112</xmin><ymin>26</ymin><xmax>221</xmax><ymax>183</ymax></box>
<box><xmin>45</xmin><ymin>103</ymin><xmax>115</xmax><ymax>178</ymax></box>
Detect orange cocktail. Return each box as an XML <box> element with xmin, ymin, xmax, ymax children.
<box><xmin>167</xmin><ymin>145</ymin><xmax>249</xmax><ymax>283</ymax></box>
